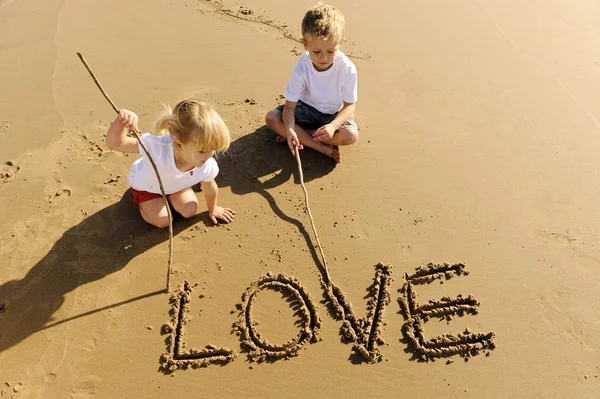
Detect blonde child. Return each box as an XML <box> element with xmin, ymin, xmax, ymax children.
<box><xmin>106</xmin><ymin>99</ymin><xmax>235</xmax><ymax>228</ymax></box>
<box><xmin>265</xmin><ymin>3</ymin><xmax>358</xmax><ymax>163</ymax></box>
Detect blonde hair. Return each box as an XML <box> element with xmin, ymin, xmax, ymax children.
<box><xmin>155</xmin><ymin>99</ymin><xmax>230</xmax><ymax>152</ymax></box>
<box><xmin>301</xmin><ymin>3</ymin><xmax>345</xmax><ymax>44</ymax></box>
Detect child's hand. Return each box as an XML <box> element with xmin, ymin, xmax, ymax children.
<box><xmin>118</xmin><ymin>109</ymin><xmax>139</xmax><ymax>132</ymax></box>
<box><xmin>313</xmin><ymin>124</ymin><xmax>336</xmax><ymax>142</ymax></box>
<box><xmin>287</xmin><ymin>129</ymin><xmax>304</xmax><ymax>155</ymax></box>
<box><xmin>209</xmin><ymin>206</ymin><xmax>235</xmax><ymax>225</ymax></box>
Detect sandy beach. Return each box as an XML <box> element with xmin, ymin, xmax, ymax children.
<box><xmin>1</xmin><ymin>0</ymin><xmax>600</xmax><ymax>397</ymax></box>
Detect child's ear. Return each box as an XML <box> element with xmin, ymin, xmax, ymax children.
<box><xmin>302</xmin><ymin>39</ymin><xmax>308</xmax><ymax>51</ymax></box>
<box><xmin>340</xmin><ymin>37</ymin><xmax>345</xmax><ymax>46</ymax></box>
<box><xmin>173</xmin><ymin>139</ymin><xmax>183</xmax><ymax>150</ymax></box>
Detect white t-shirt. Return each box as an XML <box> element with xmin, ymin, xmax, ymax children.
<box><xmin>127</xmin><ymin>133</ymin><xmax>219</xmax><ymax>195</ymax></box>
<box><xmin>284</xmin><ymin>50</ymin><xmax>358</xmax><ymax>115</ymax></box>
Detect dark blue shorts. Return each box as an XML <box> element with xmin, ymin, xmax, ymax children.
<box><xmin>276</xmin><ymin>100</ymin><xmax>358</xmax><ymax>131</ymax></box>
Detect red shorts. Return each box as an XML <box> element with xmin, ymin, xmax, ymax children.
<box><xmin>131</xmin><ymin>187</ymin><xmax>162</xmax><ymax>207</ymax></box>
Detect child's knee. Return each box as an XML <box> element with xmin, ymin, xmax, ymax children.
<box><xmin>153</xmin><ymin>216</ymin><xmax>170</xmax><ymax>229</ymax></box>
<box><xmin>179</xmin><ymin>201</ymin><xmax>198</xmax><ymax>219</ymax></box>
<box><xmin>265</xmin><ymin>110</ymin><xmax>282</xmax><ymax>128</ymax></box>
<box><xmin>340</xmin><ymin>128</ymin><xmax>358</xmax><ymax>145</ymax></box>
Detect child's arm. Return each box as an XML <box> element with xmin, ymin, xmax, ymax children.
<box><xmin>282</xmin><ymin>101</ymin><xmax>304</xmax><ymax>155</ymax></box>
<box><xmin>313</xmin><ymin>101</ymin><xmax>356</xmax><ymax>142</ymax></box>
<box><xmin>106</xmin><ymin>109</ymin><xmax>141</xmax><ymax>153</ymax></box>
<box><xmin>200</xmin><ymin>180</ymin><xmax>235</xmax><ymax>225</ymax></box>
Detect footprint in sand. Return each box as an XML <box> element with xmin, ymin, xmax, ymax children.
<box><xmin>70</xmin><ymin>375</ymin><xmax>102</xmax><ymax>398</ymax></box>
<box><xmin>0</xmin><ymin>120</ymin><xmax>11</xmax><ymax>135</ymax></box>
<box><xmin>0</xmin><ymin>160</ymin><xmax>20</xmax><ymax>182</ymax></box>
<box><xmin>46</xmin><ymin>188</ymin><xmax>72</xmax><ymax>204</ymax></box>
<box><xmin>71</xmin><ymin>132</ymin><xmax>106</xmax><ymax>162</ymax></box>
<box><xmin>538</xmin><ymin>230</ymin><xmax>575</xmax><ymax>245</ymax></box>
<box><xmin>81</xmin><ymin>333</ymin><xmax>99</xmax><ymax>353</ymax></box>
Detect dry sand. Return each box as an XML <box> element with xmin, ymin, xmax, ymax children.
<box><xmin>1</xmin><ymin>0</ymin><xmax>600</xmax><ymax>397</ymax></box>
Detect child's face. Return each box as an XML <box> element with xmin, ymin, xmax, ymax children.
<box><xmin>188</xmin><ymin>147</ymin><xmax>215</xmax><ymax>167</ymax></box>
<box><xmin>303</xmin><ymin>37</ymin><xmax>342</xmax><ymax>72</ymax></box>
<box><xmin>176</xmin><ymin>140</ymin><xmax>215</xmax><ymax>167</ymax></box>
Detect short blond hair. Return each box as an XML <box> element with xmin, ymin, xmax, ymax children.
<box><xmin>155</xmin><ymin>99</ymin><xmax>230</xmax><ymax>152</ymax></box>
<box><xmin>301</xmin><ymin>3</ymin><xmax>345</xmax><ymax>44</ymax></box>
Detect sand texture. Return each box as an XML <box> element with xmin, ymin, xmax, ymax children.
<box><xmin>1</xmin><ymin>0</ymin><xmax>600</xmax><ymax>397</ymax></box>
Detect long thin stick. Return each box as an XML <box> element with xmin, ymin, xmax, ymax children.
<box><xmin>294</xmin><ymin>148</ymin><xmax>332</xmax><ymax>284</ymax></box>
<box><xmin>77</xmin><ymin>52</ymin><xmax>174</xmax><ymax>293</ymax></box>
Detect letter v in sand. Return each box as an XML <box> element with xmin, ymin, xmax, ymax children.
<box><xmin>325</xmin><ymin>263</ymin><xmax>393</xmax><ymax>363</ymax></box>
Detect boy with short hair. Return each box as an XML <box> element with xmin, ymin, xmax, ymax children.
<box><xmin>265</xmin><ymin>3</ymin><xmax>358</xmax><ymax>163</ymax></box>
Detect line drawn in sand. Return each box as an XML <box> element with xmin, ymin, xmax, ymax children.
<box><xmin>325</xmin><ymin>263</ymin><xmax>392</xmax><ymax>363</ymax></box>
<box><xmin>398</xmin><ymin>263</ymin><xmax>496</xmax><ymax>362</ymax></box>
<box><xmin>160</xmin><ymin>282</ymin><xmax>236</xmax><ymax>371</ymax></box>
<box><xmin>232</xmin><ymin>264</ymin><xmax>393</xmax><ymax>364</ymax></box>
<box><xmin>198</xmin><ymin>0</ymin><xmax>371</xmax><ymax>61</ymax></box>
<box><xmin>232</xmin><ymin>272</ymin><xmax>322</xmax><ymax>362</ymax></box>
<box><xmin>159</xmin><ymin>264</ymin><xmax>393</xmax><ymax>368</ymax></box>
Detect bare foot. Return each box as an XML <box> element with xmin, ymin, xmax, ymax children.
<box><xmin>275</xmin><ymin>135</ymin><xmax>286</xmax><ymax>143</ymax></box>
<box><xmin>327</xmin><ymin>145</ymin><xmax>341</xmax><ymax>163</ymax></box>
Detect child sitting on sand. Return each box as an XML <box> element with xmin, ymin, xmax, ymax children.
<box><xmin>265</xmin><ymin>3</ymin><xmax>358</xmax><ymax>163</ymax></box>
<box><xmin>106</xmin><ymin>99</ymin><xmax>235</xmax><ymax>228</ymax></box>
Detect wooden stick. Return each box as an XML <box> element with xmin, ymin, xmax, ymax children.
<box><xmin>294</xmin><ymin>147</ymin><xmax>332</xmax><ymax>284</ymax></box>
<box><xmin>77</xmin><ymin>52</ymin><xmax>174</xmax><ymax>293</ymax></box>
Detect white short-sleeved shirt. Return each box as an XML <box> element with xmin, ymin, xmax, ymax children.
<box><xmin>127</xmin><ymin>133</ymin><xmax>219</xmax><ymax>195</ymax></box>
<box><xmin>284</xmin><ymin>50</ymin><xmax>358</xmax><ymax>115</ymax></box>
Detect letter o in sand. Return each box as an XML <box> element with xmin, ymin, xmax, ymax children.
<box><xmin>234</xmin><ymin>272</ymin><xmax>322</xmax><ymax>362</ymax></box>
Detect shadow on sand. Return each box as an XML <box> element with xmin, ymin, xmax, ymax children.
<box><xmin>0</xmin><ymin>126</ymin><xmax>335</xmax><ymax>353</ymax></box>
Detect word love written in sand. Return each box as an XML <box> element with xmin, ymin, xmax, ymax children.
<box><xmin>159</xmin><ymin>263</ymin><xmax>496</xmax><ymax>371</ymax></box>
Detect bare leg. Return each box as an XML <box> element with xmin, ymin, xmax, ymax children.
<box><xmin>139</xmin><ymin>197</ymin><xmax>170</xmax><ymax>228</ymax></box>
<box><xmin>168</xmin><ymin>187</ymin><xmax>198</xmax><ymax>218</ymax></box>
<box><xmin>265</xmin><ymin>109</ymin><xmax>341</xmax><ymax>163</ymax></box>
<box><xmin>275</xmin><ymin>123</ymin><xmax>357</xmax><ymax>146</ymax></box>
<box><xmin>139</xmin><ymin>188</ymin><xmax>198</xmax><ymax>228</ymax></box>
<box><xmin>319</xmin><ymin>127</ymin><xmax>358</xmax><ymax>146</ymax></box>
